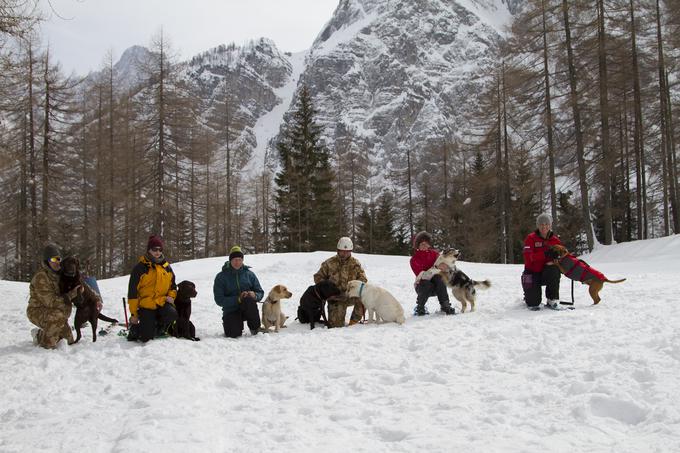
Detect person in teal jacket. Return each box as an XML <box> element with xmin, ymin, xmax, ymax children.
<box><xmin>213</xmin><ymin>246</ymin><xmax>264</xmax><ymax>338</ymax></box>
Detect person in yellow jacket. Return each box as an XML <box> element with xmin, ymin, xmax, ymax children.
<box><xmin>127</xmin><ymin>235</ymin><xmax>178</xmax><ymax>342</ymax></box>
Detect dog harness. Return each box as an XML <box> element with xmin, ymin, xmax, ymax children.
<box><xmin>558</xmin><ymin>254</ymin><xmax>605</xmax><ymax>282</ymax></box>
<box><xmin>358</xmin><ymin>282</ymin><xmax>365</xmax><ymax>298</ymax></box>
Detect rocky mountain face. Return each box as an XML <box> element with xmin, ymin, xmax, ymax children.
<box><xmin>295</xmin><ymin>0</ymin><xmax>514</xmax><ymax>181</ymax></box>
<box><xmin>94</xmin><ymin>39</ymin><xmax>293</xmax><ymax>166</ymax></box>
<box><xmin>112</xmin><ymin>45</ymin><xmax>153</xmax><ymax>91</ymax></box>
<box><xmin>106</xmin><ymin>0</ymin><xmax>517</xmax><ymax>181</ymax></box>
<box><xmin>180</xmin><ymin>38</ymin><xmax>293</xmax><ymax>159</ymax></box>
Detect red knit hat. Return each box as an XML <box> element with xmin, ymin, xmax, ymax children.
<box><xmin>147</xmin><ymin>235</ymin><xmax>164</xmax><ymax>251</ymax></box>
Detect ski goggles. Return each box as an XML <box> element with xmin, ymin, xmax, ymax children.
<box><xmin>49</xmin><ymin>256</ymin><xmax>62</xmax><ymax>263</ymax></box>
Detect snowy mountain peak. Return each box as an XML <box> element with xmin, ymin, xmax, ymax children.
<box><xmin>281</xmin><ymin>0</ymin><xmax>513</xmax><ymax>189</ymax></box>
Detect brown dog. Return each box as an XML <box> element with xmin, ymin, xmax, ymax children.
<box><xmin>550</xmin><ymin>244</ymin><xmax>626</xmax><ymax>305</ymax></box>
<box><xmin>60</xmin><ymin>256</ymin><xmax>118</xmax><ymax>343</ymax></box>
<box><xmin>262</xmin><ymin>285</ymin><xmax>292</xmax><ymax>333</ymax></box>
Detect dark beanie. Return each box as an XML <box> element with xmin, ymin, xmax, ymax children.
<box><xmin>147</xmin><ymin>235</ymin><xmax>164</xmax><ymax>251</ymax></box>
<box><xmin>413</xmin><ymin>231</ymin><xmax>433</xmax><ymax>249</ymax></box>
<box><xmin>42</xmin><ymin>243</ymin><xmax>62</xmax><ymax>262</ymax></box>
<box><xmin>229</xmin><ymin>245</ymin><xmax>244</xmax><ymax>261</ymax></box>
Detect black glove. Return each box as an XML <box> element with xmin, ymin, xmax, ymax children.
<box><xmin>544</xmin><ymin>248</ymin><xmax>559</xmax><ymax>259</ymax></box>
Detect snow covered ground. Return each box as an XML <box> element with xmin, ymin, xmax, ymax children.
<box><xmin>1</xmin><ymin>236</ymin><xmax>679</xmax><ymax>452</ymax></box>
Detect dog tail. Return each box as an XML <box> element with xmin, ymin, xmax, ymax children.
<box><xmin>473</xmin><ymin>280</ymin><xmax>491</xmax><ymax>289</ymax></box>
<box><xmin>605</xmin><ymin>278</ymin><xmax>626</xmax><ymax>284</ymax></box>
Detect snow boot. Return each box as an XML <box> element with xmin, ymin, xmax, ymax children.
<box><xmin>31</xmin><ymin>328</ymin><xmax>40</xmax><ymax>345</ymax></box>
<box><xmin>126</xmin><ymin>324</ymin><xmax>140</xmax><ymax>341</ymax></box>
<box><xmin>545</xmin><ymin>299</ymin><xmax>560</xmax><ymax>309</ymax></box>
<box><xmin>440</xmin><ymin>304</ymin><xmax>456</xmax><ymax>315</ymax></box>
<box><xmin>413</xmin><ymin>304</ymin><xmax>428</xmax><ymax>316</ymax></box>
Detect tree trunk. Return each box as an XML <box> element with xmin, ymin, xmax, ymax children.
<box><xmin>41</xmin><ymin>50</ymin><xmax>51</xmax><ymax>244</ymax></box>
<box><xmin>27</xmin><ymin>41</ymin><xmax>37</xmax><ymax>267</ymax></box>
<box><xmin>562</xmin><ymin>0</ymin><xmax>595</xmax><ymax>250</ymax></box>
<box><xmin>597</xmin><ymin>0</ymin><xmax>613</xmax><ymax>244</ymax></box>
<box><xmin>629</xmin><ymin>0</ymin><xmax>647</xmax><ymax>239</ymax></box>
<box><xmin>655</xmin><ymin>0</ymin><xmax>672</xmax><ymax>235</ymax></box>
<box><xmin>502</xmin><ymin>62</ymin><xmax>513</xmax><ymax>263</ymax></box>
<box><xmin>156</xmin><ymin>32</ymin><xmax>166</xmax><ymax>237</ymax></box>
<box><xmin>225</xmin><ymin>86</ymin><xmax>232</xmax><ymax>252</ymax></box>
<box><xmin>107</xmin><ymin>58</ymin><xmax>115</xmax><ymax>275</ymax></box>
<box><xmin>96</xmin><ymin>85</ymin><xmax>104</xmax><ymax>274</ymax></box>
<box><xmin>406</xmin><ymin>144</ymin><xmax>414</xmax><ymax>241</ymax></box>
<box><xmin>496</xmin><ymin>77</ymin><xmax>506</xmax><ymax>264</ymax></box>
<box><xmin>541</xmin><ymin>0</ymin><xmax>558</xmax><ymax>226</ymax></box>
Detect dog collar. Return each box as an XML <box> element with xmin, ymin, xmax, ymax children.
<box><xmin>359</xmin><ymin>282</ymin><xmax>365</xmax><ymax>297</ymax></box>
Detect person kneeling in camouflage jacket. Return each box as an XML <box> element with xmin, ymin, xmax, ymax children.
<box><xmin>313</xmin><ymin>237</ymin><xmax>367</xmax><ymax>328</ymax></box>
<box><xmin>27</xmin><ymin>244</ymin><xmax>82</xmax><ymax>349</ymax></box>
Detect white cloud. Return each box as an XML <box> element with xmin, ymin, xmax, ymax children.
<box><xmin>39</xmin><ymin>0</ymin><xmax>339</xmax><ymax>74</ymax></box>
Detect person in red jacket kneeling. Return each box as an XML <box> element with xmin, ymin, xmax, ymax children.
<box><xmin>522</xmin><ymin>213</ymin><xmax>563</xmax><ymax>310</ymax></box>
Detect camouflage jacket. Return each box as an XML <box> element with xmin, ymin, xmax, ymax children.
<box><xmin>313</xmin><ymin>255</ymin><xmax>367</xmax><ymax>292</ymax></box>
<box><xmin>28</xmin><ymin>262</ymin><xmax>72</xmax><ymax>317</ymax></box>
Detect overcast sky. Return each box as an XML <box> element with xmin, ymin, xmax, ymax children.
<box><xmin>39</xmin><ymin>0</ymin><xmax>340</xmax><ymax>75</ymax></box>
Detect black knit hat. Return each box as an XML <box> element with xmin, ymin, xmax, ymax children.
<box><xmin>42</xmin><ymin>243</ymin><xmax>62</xmax><ymax>262</ymax></box>
<box><xmin>229</xmin><ymin>245</ymin><xmax>244</xmax><ymax>261</ymax></box>
<box><xmin>413</xmin><ymin>231</ymin><xmax>433</xmax><ymax>249</ymax></box>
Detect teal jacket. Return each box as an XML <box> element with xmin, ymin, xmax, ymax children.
<box><xmin>213</xmin><ymin>261</ymin><xmax>264</xmax><ymax>314</ymax></box>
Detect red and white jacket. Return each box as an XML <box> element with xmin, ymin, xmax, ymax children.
<box><xmin>523</xmin><ymin>230</ymin><xmax>563</xmax><ymax>273</ymax></box>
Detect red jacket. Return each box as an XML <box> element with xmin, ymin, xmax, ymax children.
<box><xmin>558</xmin><ymin>254</ymin><xmax>606</xmax><ymax>282</ymax></box>
<box><xmin>523</xmin><ymin>230</ymin><xmax>563</xmax><ymax>273</ymax></box>
<box><xmin>410</xmin><ymin>249</ymin><xmax>439</xmax><ymax>276</ymax></box>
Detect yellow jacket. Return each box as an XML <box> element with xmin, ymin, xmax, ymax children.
<box><xmin>127</xmin><ymin>255</ymin><xmax>177</xmax><ymax>317</ymax></box>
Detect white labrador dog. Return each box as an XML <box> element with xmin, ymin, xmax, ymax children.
<box><xmin>346</xmin><ymin>280</ymin><xmax>405</xmax><ymax>325</ymax></box>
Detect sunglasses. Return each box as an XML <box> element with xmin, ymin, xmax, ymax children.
<box><xmin>150</xmin><ymin>247</ymin><xmax>163</xmax><ymax>252</ymax></box>
<box><xmin>49</xmin><ymin>256</ymin><xmax>62</xmax><ymax>263</ymax></box>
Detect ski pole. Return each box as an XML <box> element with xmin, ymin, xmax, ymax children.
<box><xmin>123</xmin><ymin>297</ymin><xmax>129</xmax><ymax>328</ymax></box>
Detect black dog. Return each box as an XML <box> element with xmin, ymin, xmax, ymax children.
<box><xmin>297</xmin><ymin>280</ymin><xmax>342</xmax><ymax>330</ymax></box>
<box><xmin>168</xmin><ymin>280</ymin><xmax>200</xmax><ymax>341</ymax></box>
<box><xmin>60</xmin><ymin>256</ymin><xmax>118</xmax><ymax>343</ymax></box>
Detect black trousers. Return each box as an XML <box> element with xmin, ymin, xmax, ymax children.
<box><xmin>222</xmin><ymin>296</ymin><xmax>261</xmax><ymax>338</ymax></box>
<box><xmin>416</xmin><ymin>274</ymin><xmax>450</xmax><ymax>307</ymax></box>
<box><xmin>137</xmin><ymin>303</ymin><xmax>178</xmax><ymax>342</ymax></box>
<box><xmin>522</xmin><ymin>265</ymin><xmax>561</xmax><ymax>307</ymax></box>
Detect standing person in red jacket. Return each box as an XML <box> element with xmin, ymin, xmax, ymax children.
<box><xmin>409</xmin><ymin>231</ymin><xmax>456</xmax><ymax>316</ymax></box>
<box><xmin>522</xmin><ymin>213</ymin><xmax>563</xmax><ymax>310</ymax></box>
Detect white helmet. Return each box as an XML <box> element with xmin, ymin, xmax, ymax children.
<box><xmin>337</xmin><ymin>237</ymin><xmax>353</xmax><ymax>251</ymax></box>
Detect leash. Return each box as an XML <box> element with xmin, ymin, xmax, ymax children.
<box><xmin>358</xmin><ymin>282</ymin><xmax>366</xmax><ymax>323</ymax></box>
<box><xmin>560</xmin><ymin>280</ymin><xmax>575</xmax><ymax>306</ymax></box>
<box><xmin>556</xmin><ymin>257</ymin><xmax>577</xmax><ymax>306</ymax></box>
<box><xmin>313</xmin><ymin>286</ymin><xmax>329</xmax><ymax>324</ymax></box>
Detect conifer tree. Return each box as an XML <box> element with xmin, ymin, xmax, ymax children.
<box><xmin>274</xmin><ymin>85</ymin><xmax>336</xmax><ymax>251</ymax></box>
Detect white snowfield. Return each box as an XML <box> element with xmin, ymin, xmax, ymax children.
<box><xmin>1</xmin><ymin>236</ymin><xmax>679</xmax><ymax>452</ymax></box>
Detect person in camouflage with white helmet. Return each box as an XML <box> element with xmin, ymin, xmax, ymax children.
<box><xmin>26</xmin><ymin>244</ymin><xmax>83</xmax><ymax>348</ymax></box>
<box><xmin>313</xmin><ymin>237</ymin><xmax>367</xmax><ymax>327</ymax></box>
